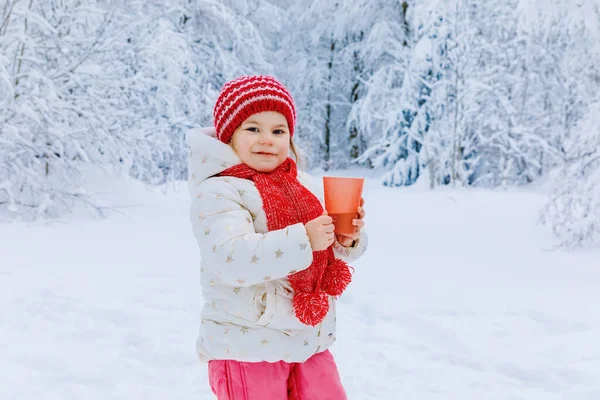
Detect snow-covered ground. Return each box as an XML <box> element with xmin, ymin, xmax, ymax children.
<box><xmin>2</xmin><ymin>169</ymin><xmax>599</xmax><ymax>400</ymax></box>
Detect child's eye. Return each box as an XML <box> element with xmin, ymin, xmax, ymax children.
<box><xmin>273</xmin><ymin>129</ymin><xmax>285</xmax><ymax>135</ymax></box>
<box><xmin>245</xmin><ymin>127</ymin><xmax>259</xmax><ymax>132</ymax></box>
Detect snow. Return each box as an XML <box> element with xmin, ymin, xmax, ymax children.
<box><xmin>1</xmin><ymin>168</ymin><xmax>599</xmax><ymax>399</ymax></box>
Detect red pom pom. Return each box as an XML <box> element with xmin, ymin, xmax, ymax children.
<box><xmin>321</xmin><ymin>259</ymin><xmax>353</xmax><ymax>297</ymax></box>
<box><xmin>293</xmin><ymin>291</ymin><xmax>330</xmax><ymax>326</ymax></box>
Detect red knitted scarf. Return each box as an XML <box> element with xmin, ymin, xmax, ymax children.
<box><xmin>219</xmin><ymin>158</ymin><xmax>352</xmax><ymax>326</ymax></box>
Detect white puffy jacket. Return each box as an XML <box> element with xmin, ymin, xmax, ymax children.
<box><xmin>187</xmin><ymin>127</ymin><xmax>367</xmax><ymax>363</ymax></box>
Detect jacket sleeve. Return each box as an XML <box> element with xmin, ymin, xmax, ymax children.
<box><xmin>333</xmin><ymin>228</ymin><xmax>368</xmax><ymax>262</ymax></box>
<box><xmin>190</xmin><ymin>178</ymin><xmax>314</xmax><ymax>287</ymax></box>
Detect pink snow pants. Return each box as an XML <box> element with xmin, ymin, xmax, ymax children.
<box><xmin>207</xmin><ymin>350</ymin><xmax>347</xmax><ymax>400</ymax></box>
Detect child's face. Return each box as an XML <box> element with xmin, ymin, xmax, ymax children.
<box><xmin>230</xmin><ymin>111</ymin><xmax>291</xmax><ymax>172</ymax></box>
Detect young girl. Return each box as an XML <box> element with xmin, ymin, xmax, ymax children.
<box><xmin>187</xmin><ymin>75</ymin><xmax>367</xmax><ymax>399</ymax></box>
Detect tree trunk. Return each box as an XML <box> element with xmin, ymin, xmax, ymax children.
<box><xmin>349</xmin><ymin>78</ymin><xmax>359</xmax><ymax>160</ymax></box>
<box><xmin>323</xmin><ymin>38</ymin><xmax>335</xmax><ymax>171</ymax></box>
<box><xmin>14</xmin><ymin>0</ymin><xmax>34</xmax><ymax>97</ymax></box>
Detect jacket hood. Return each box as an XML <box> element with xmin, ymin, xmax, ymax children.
<box><xmin>186</xmin><ymin>127</ymin><xmax>241</xmax><ymax>191</ymax></box>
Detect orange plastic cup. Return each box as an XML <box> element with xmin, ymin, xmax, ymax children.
<box><xmin>323</xmin><ymin>176</ymin><xmax>365</xmax><ymax>234</ymax></box>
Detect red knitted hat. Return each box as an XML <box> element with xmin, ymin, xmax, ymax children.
<box><xmin>213</xmin><ymin>75</ymin><xmax>296</xmax><ymax>144</ymax></box>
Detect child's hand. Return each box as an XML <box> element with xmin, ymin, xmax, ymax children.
<box><xmin>334</xmin><ymin>198</ymin><xmax>366</xmax><ymax>247</ymax></box>
<box><xmin>305</xmin><ymin>212</ymin><xmax>335</xmax><ymax>251</ymax></box>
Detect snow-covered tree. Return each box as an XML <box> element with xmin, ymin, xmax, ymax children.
<box><xmin>0</xmin><ymin>0</ymin><xmax>270</xmax><ymax>220</ymax></box>
<box><xmin>352</xmin><ymin>0</ymin><xmax>460</xmax><ymax>187</ymax></box>
<box><xmin>2</xmin><ymin>0</ymin><xmax>599</xmax><ymax>249</ymax></box>
<box><xmin>536</xmin><ymin>1</ymin><xmax>600</xmax><ymax>248</ymax></box>
<box><xmin>276</xmin><ymin>0</ymin><xmax>343</xmax><ymax>170</ymax></box>
<box><xmin>354</xmin><ymin>0</ymin><xmax>585</xmax><ymax>190</ymax></box>
<box><xmin>541</xmin><ymin>102</ymin><xmax>600</xmax><ymax>248</ymax></box>
<box><xmin>277</xmin><ymin>0</ymin><xmax>412</xmax><ymax>171</ymax></box>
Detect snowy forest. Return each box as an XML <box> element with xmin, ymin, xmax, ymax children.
<box><xmin>1</xmin><ymin>0</ymin><xmax>599</xmax><ymax>248</ymax></box>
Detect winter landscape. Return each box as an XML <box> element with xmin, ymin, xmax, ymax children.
<box><xmin>1</xmin><ymin>0</ymin><xmax>599</xmax><ymax>399</ymax></box>
<box><xmin>2</xmin><ymin>168</ymin><xmax>600</xmax><ymax>399</ymax></box>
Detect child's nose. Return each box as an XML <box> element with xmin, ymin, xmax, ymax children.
<box><xmin>258</xmin><ymin>132</ymin><xmax>273</xmax><ymax>145</ymax></box>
